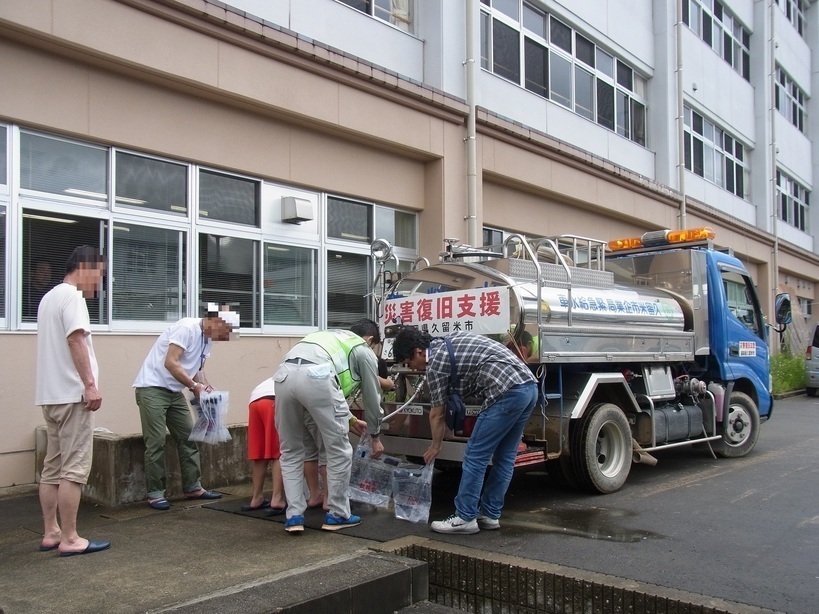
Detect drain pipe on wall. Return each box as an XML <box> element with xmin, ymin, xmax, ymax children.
<box><xmin>675</xmin><ymin>0</ymin><xmax>687</xmax><ymax>230</ymax></box>
<box><xmin>769</xmin><ymin>0</ymin><xmax>780</xmax><ymax>308</ymax></box>
<box><xmin>465</xmin><ymin>0</ymin><xmax>479</xmax><ymax>247</ymax></box>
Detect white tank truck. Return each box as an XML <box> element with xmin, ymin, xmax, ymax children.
<box><xmin>363</xmin><ymin>228</ymin><xmax>792</xmax><ymax>493</ymax></box>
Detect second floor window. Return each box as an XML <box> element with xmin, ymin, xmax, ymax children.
<box><xmin>338</xmin><ymin>0</ymin><xmax>413</xmax><ymax>33</ymax></box>
<box><xmin>778</xmin><ymin>0</ymin><xmax>806</xmax><ymax>37</ymax></box>
<box><xmin>481</xmin><ymin>1</ymin><xmax>646</xmax><ymax>146</ymax></box>
<box><xmin>684</xmin><ymin>107</ymin><xmax>747</xmax><ymax>199</ymax></box>
<box><xmin>776</xmin><ymin>170</ymin><xmax>809</xmax><ymax>232</ymax></box>
<box><xmin>775</xmin><ymin>66</ymin><xmax>807</xmax><ymax>134</ymax></box>
<box><xmin>683</xmin><ymin>0</ymin><xmax>750</xmax><ymax>81</ymax></box>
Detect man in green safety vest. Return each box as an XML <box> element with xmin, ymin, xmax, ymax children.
<box><xmin>273</xmin><ymin>319</ymin><xmax>384</xmax><ymax>534</ymax></box>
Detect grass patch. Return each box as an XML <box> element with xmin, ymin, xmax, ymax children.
<box><xmin>771</xmin><ymin>351</ymin><xmax>805</xmax><ymax>394</ymax></box>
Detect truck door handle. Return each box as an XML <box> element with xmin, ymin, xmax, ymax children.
<box><xmin>728</xmin><ymin>344</ymin><xmax>739</xmax><ymax>356</ymax></box>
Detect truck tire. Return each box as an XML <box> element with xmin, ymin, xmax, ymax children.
<box><xmin>570</xmin><ymin>403</ymin><xmax>632</xmax><ymax>494</ymax></box>
<box><xmin>807</xmin><ymin>387</ymin><xmax>817</xmax><ymax>397</ymax></box>
<box><xmin>713</xmin><ymin>391</ymin><xmax>759</xmax><ymax>458</ymax></box>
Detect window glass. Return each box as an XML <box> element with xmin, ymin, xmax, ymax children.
<box><xmin>596</xmin><ymin>81</ymin><xmax>615</xmax><ymax>130</ymax></box>
<box><xmin>483</xmin><ymin>227</ymin><xmax>504</xmax><ymax>249</ymax></box>
<box><xmin>480</xmin><ymin>11</ymin><xmax>491</xmax><ymax>69</ymax></box>
<box><xmin>494</xmin><ymin>0</ymin><xmax>518</xmax><ymax>20</ymax></box>
<box><xmin>549</xmin><ymin>51</ymin><xmax>572</xmax><ymax>108</ymax></box>
<box><xmin>327</xmin><ymin>250</ymin><xmax>370</xmax><ymax>328</ymax></box>
<box><xmin>575</xmin><ymin>33</ymin><xmax>595</xmax><ymax>67</ymax></box>
<box><xmin>616</xmin><ymin>61</ymin><xmax>633</xmax><ymax>91</ymax></box>
<box><xmin>0</xmin><ymin>206</ymin><xmax>5</xmax><ymax>317</ymax></box>
<box><xmin>631</xmin><ymin>100</ymin><xmax>646</xmax><ymax>145</ymax></box>
<box><xmin>522</xmin><ymin>3</ymin><xmax>547</xmax><ymax>39</ymax></box>
<box><xmin>616</xmin><ymin>90</ymin><xmax>629</xmax><ymax>137</ymax></box>
<box><xmin>375</xmin><ymin>207</ymin><xmax>417</xmax><ymax>249</ymax></box>
<box><xmin>116</xmin><ymin>152</ymin><xmax>187</xmax><ymax>214</ymax></box>
<box><xmin>199</xmin><ymin>169</ymin><xmax>259</xmax><ymax>226</ymax></box>
<box><xmin>0</xmin><ymin>125</ymin><xmax>6</xmax><ymax>185</ymax></box>
<box><xmin>21</xmin><ymin>210</ymin><xmax>107</xmax><ymax>323</ymax></box>
<box><xmin>575</xmin><ymin>67</ymin><xmax>594</xmax><ymax>120</ymax></box>
<box><xmin>524</xmin><ymin>37</ymin><xmax>549</xmax><ymax>97</ymax></box>
<box><xmin>199</xmin><ymin>234</ymin><xmax>258</xmax><ymax>328</ymax></box>
<box><xmin>20</xmin><ymin>132</ymin><xmax>108</xmax><ymax>202</ymax></box>
<box><xmin>549</xmin><ymin>17</ymin><xmax>572</xmax><ymax>53</ymax></box>
<box><xmin>722</xmin><ymin>270</ymin><xmax>762</xmax><ymax>336</ymax></box>
<box><xmin>327</xmin><ymin>197</ymin><xmax>371</xmax><ymax>242</ymax></box>
<box><xmin>112</xmin><ymin>224</ymin><xmax>186</xmax><ymax>322</ymax></box>
<box><xmin>264</xmin><ymin>244</ymin><xmax>316</xmax><ymax>326</ymax></box>
<box><xmin>492</xmin><ymin>18</ymin><xmax>520</xmax><ymax>82</ymax></box>
<box><xmin>596</xmin><ymin>48</ymin><xmax>613</xmax><ymax>78</ymax></box>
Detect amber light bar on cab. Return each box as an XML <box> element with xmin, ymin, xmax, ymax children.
<box><xmin>608</xmin><ymin>227</ymin><xmax>716</xmax><ymax>252</ymax></box>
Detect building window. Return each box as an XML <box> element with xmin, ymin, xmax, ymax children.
<box><xmin>328</xmin><ymin>197</ymin><xmax>372</xmax><ymax>242</ymax></box>
<box><xmin>0</xmin><ymin>125</ymin><xmax>7</xmax><ymax>186</ymax></box>
<box><xmin>683</xmin><ymin>0</ymin><xmax>750</xmax><ymax>81</ymax></box>
<box><xmin>482</xmin><ymin>2</ymin><xmax>647</xmax><ymax>146</ymax></box>
<box><xmin>21</xmin><ymin>210</ymin><xmax>107</xmax><ymax>323</ymax></box>
<box><xmin>199</xmin><ymin>234</ymin><xmax>259</xmax><ymax>329</ymax></box>
<box><xmin>775</xmin><ymin>66</ymin><xmax>807</xmax><ymax>134</ymax></box>
<box><xmin>684</xmin><ymin>107</ymin><xmax>747</xmax><ymax>198</ymax></box>
<box><xmin>337</xmin><ymin>0</ymin><xmax>414</xmax><ymax>33</ymax></box>
<box><xmin>264</xmin><ymin>244</ymin><xmax>317</xmax><ymax>326</ymax></box>
<box><xmin>776</xmin><ymin>170</ymin><xmax>809</xmax><ymax>232</ymax></box>
<box><xmin>20</xmin><ymin>132</ymin><xmax>108</xmax><ymax>203</ymax></box>
<box><xmin>116</xmin><ymin>151</ymin><xmax>187</xmax><ymax>214</ymax></box>
<box><xmin>778</xmin><ymin>0</ymin><xmax>806</xmax><ymax>37</ymax></box>
<box><xmin>798</xmin><ymin>296</ymin><xmax>811</xmax><ymax>320</ymax></box>
<box><xmin>112</xmin><ymin>224</ymin><xmax>186</xmax><ymax>323</ymax></box>
<box><xmin>375</xmin><ymin>207</ymin><xmax>417</xmax><ymax>249</ymax></box>
<box><xmin>0</xmin><ymin>206</ymin><xmax>5</xmax><ymax>319</ymax></box>
<box><xmin>199</xmin><ymin>169</ymin><xmax>260</xmax><ymax>226</ymax></box>
<box><xmin>327</xmin><ymin>250</ymin><xmax>371</xmax><ymax>328</ymax></box>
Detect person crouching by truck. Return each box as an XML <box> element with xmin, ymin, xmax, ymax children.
<box><xmin>392</xmin><ymin>327</ymin><xmax>537</xmax><ymax>535</ymax></box>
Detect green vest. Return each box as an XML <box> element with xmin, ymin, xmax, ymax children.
<box><xmin>300</xmin><ymin>330</ymin><xmax>367</xmax><ymax>397</ymax></box>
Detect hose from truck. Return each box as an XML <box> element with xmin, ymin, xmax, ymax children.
<box><xmin>381</xmin><ymin>375</ymin><xmax>427</xmax><ymax>423</ymax></box>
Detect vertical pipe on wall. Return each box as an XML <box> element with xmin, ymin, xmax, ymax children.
<box><xmin>769</xmin><ymin>0</ymin><xmax>780</xmax><ymax>321</ymax></box>
<box><xmin>465</xmin><ymin>0</ymin><xmax>479</xmax><ymax>246</ymax></box>
<box><xmin>676</xmin><ymin>0</ymin><xmax>687</xmax><ymax>230</ymax></box>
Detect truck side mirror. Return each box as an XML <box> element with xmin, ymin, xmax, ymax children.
<box><xmin>774</xmin><ymin>293</ymin><xmax>792</xmax><ymax>326</ymax></box>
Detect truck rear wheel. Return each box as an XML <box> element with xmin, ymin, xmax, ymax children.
<box><xmin>713</xmin><ymin>391</ymin><xmax>759</xmax><ymax>458</ymax></box>
<box><xmin>570</xmin><ymin>403</ymin><xmax>632</xmax><ymax>494</ymax></box>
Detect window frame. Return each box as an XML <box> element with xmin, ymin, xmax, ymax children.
<box><xmin>684</xmin><ymin>106</ymin><xmax>747</xmax><ymax>199</ymax></box>
<box><xmin>776</xmin><ymin>169</ymin><xmax>810</xmax><ymax>232</ymax></box>
<box><xmin>775</xmin><ymin>66</ymin><xmax>808</xmax><ymax>134</ymax></box>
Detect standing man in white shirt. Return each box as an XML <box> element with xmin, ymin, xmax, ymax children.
<box><xmin>133</xmin><ymin>304</ymin><xmax>238</xmax><ymax>510</ymax></box>
<box><xmin>35</xmin><ymin>245</ymin><xmax>111</xmax><ymax>557</ymax></box>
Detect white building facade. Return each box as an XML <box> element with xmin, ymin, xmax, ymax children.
<box><xmin>0</xmin><ymin>0</ymin><xmax>817</xmax><ymax>487</ymax></box>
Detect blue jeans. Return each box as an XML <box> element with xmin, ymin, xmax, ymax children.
<box><xmin>454</xmin><ymin>382</ymin><xmax>538</xmax><ymax>521</ymax></box>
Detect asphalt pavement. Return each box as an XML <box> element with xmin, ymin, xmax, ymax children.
<box><xmin>1</xmin><ymin>395</ymin><xmax>815</xmax><ymax>613</ymax></box>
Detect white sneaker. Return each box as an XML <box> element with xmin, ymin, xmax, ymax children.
<box><xmin>476</xmin><ymin>514</ymin><xmax>500</xmax><ymax>530</ymax></box>
<box><xmin>430</xmin><ymin>514</ymin><xmax>479</xmax><ymax>534</ymax></box>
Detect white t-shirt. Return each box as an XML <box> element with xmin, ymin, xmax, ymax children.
<box><xmin>249</xmin><ymin>378</ymin><xmax>276</xmax><ymax>403</ymax></box>
<box><xmin>133</xmin><ymin>318</ymin><xmax>212</xmax><ymax>391</ymax></box>
<box><xmin>35</xmin><ymin>282</ymin><xmax>99</xmax><ymax>406</ymax></box>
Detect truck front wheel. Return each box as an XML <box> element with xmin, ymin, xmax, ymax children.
<box><xmin>713</xmin><ymin>391</ymin><xmax>759</xmax><ymax>458</ymax></box>
<box><xmin>571</xmin><ymin>403</ymin><xmax>632</xmax><ymax>494</ymax></box>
